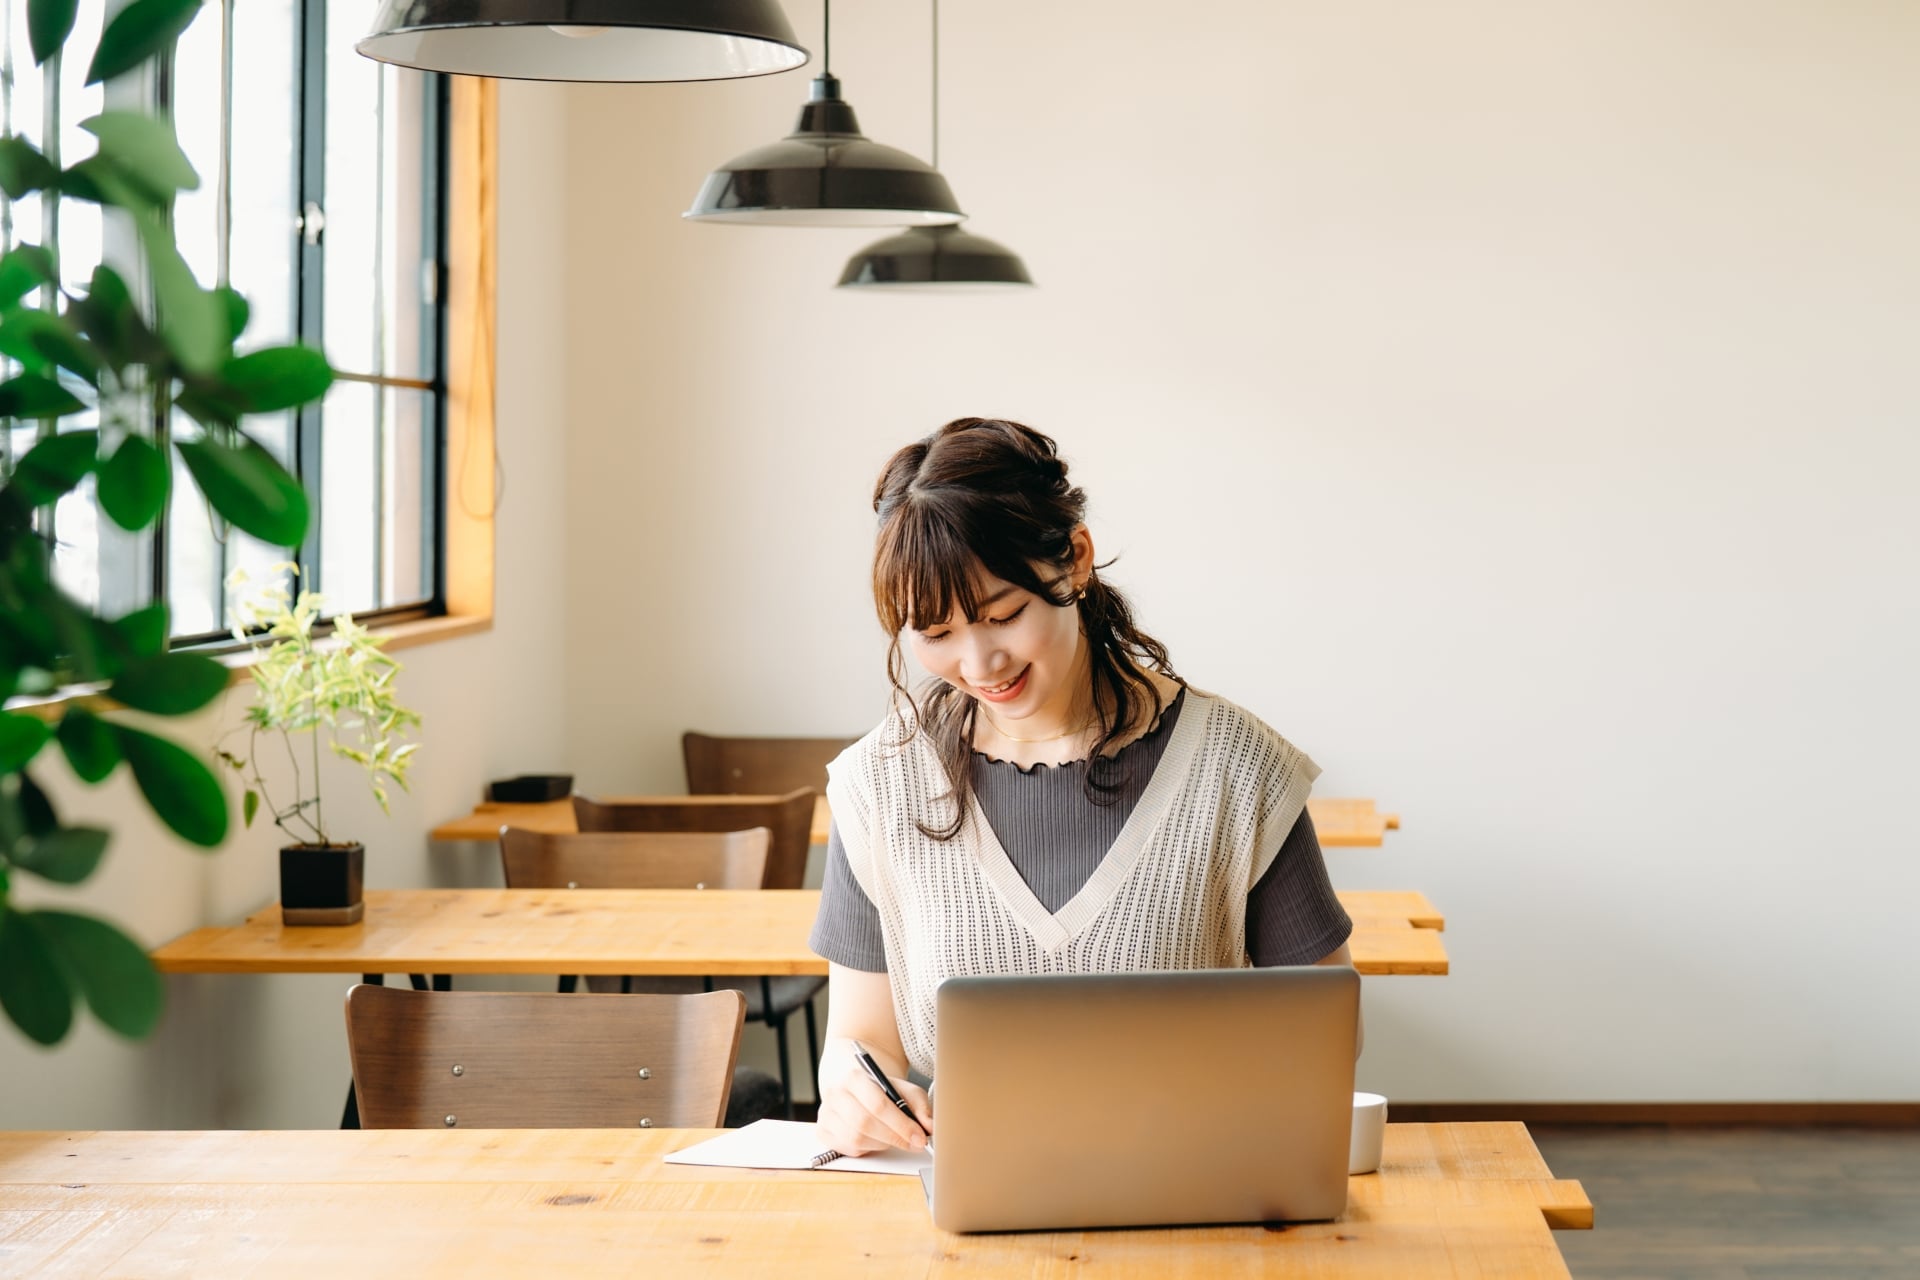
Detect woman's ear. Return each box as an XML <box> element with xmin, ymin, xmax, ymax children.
<box><xmin>1070</xmin><ymin>525</ymin><xmax>1095</xmax><ymax>589</ymax></box>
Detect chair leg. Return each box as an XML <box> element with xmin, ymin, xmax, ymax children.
<box><xmin>803</xmin><ymin>996</ymin><xmax>821</xmax><ymax>1108</ymax></box>
<box><xmin>558</xmin><ymin>975</ymin><xmax>577</xmax><ymax>994</ymax></box>
<box><xmin>760</xmin><ymin>978</ymin><xmax>794</xmax><ymax>1118</ymax></box>
<box><xmin>771</xmin><ymin>1012</ymin><xmax>794</xmax><ymax>1120</ymax></box>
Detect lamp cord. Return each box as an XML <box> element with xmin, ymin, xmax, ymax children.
<box><xmin>823</xmin><ymin>0</ymin><xmax>831</xmax><ymax>74</ymax></box>
<box><xmin>930</xmin><ymin>0</ymin><xmax>939</xmax><ymax>168</ymax></box>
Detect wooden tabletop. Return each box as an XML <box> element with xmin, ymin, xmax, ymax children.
<box><xmin>0</xmin><ymin>1124</ymin><xmax>1588</xmax><ymax>1278</ymax></box>
<box><xmin>431</xmin><ymin>795</ymin><xmax>1401</xmax><ymax>848</ymax></box>
<box><xmin>430</xmin><ymin>795</ymin><xmax>837</xmax><ymax>844</ymax></box>
<box><xmin>151</xmin><ymin>888</ymin><xmax>1448</xmax><ymax>977</ymax></box>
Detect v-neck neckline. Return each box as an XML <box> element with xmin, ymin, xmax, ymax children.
<box><xmin>962</xmin><ymin>690</ymin><xmax>1211</xmax><ymax>954</ymax></box>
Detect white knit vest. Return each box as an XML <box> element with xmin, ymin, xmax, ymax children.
<box><xmin>826</xmin><ymin>690</ymin><xmax>1319</xmax><ymax>1078</ymax></box>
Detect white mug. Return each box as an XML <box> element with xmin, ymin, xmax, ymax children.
<box><xmin>1349</xmin><ymin>1091</ymin><xmax>1388</xmax><ymax>1175</ymax></box>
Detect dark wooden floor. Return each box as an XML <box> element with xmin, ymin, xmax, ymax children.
<box><xmin>1530</xmin><ymin>1126</ymin><xmax>1920</xmax><ymax>1279</ymax></box>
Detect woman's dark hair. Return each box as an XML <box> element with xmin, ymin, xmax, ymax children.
<box><xmin>871</xmin><ymin>417</ymin><xmax>1178</xmax><ymax>839</ymax></box>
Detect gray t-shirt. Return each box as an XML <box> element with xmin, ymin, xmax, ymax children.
<box><xmin>810</xmin><ymin>690</ymin><xmax>1352</xmax><ymax>970</ymax></box>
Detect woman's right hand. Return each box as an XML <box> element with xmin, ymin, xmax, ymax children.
<box><xmin>814</xmin><ymin>1045</ymin><xmax>934</xmax><ymax>1156</ymax></box>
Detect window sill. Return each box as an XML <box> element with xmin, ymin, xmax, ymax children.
<box><xmin>4</xmin><ymin>612</ymin><xmax>493</xmax><ymax>721</ymax></box>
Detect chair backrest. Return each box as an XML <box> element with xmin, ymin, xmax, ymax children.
<box><xmin>682</xmin><ymin>732</ymin><xmax>856</xmax><ymax>797</ymax></box>
<box><xmin>571</xmin><ymin>789</ymin><xmax>814</xmax><ymax>890</ymax></box>
<box><xmin>499</xmin><ymin>827</ymin><xmax>770</xmax><ymax>890</ymax></box>
<box><xmin>344</xmin><ymin>984</ymin><xmax>745</xmax><ymax>1129</ymax></box>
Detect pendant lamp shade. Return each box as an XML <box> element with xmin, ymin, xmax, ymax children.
<box><xmin>838</xmin><ymin>223</ymin><xmax>1031</xmax><ymax>290</ymax></box>
<box><xmin>356</xmin><ymin>0</ymin><xmax>808</xmax><ymax>82</ymax></box>
<box><xmin>684</xmin><ymin>75</ymin><xmax>964</xmax><ymax>226</ymax></box>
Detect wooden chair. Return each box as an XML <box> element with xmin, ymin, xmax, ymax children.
<box><xmin>499</xmin><ymin>826</ymin><xmax>769</xmax><ymax>996</ymax></box>
<box><xmin>343</xmin><ymin>984</ymin><xmax>744</xmax><ymax>1129</ymax></box>
<box><xmin>499</xmin><ymin>827</ymin><xmax>771</xmax><ymax>892</ymax></box>
<box><xmin>572</xmin><ymin>790</ymin><xmax>814</xmax><ymax>892</ymax></box>
<box><xmin>682</xmin><ymin>732</ymin><xmax>857</xmax><ymax>798</ymax></box>
<box><xmin>567</xmin><ymin>789</ymin><xmax>822</xmax><ymax>1116</ymax></box>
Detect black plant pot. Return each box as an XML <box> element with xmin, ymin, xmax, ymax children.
<box><xmin>280</xmin><ymin>842</ymin><xmax>365</xmax><ymax>926</ymax></box>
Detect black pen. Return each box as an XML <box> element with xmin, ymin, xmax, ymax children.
<box><xmin>850</xmin><ymin>1040</ymin><xmax>930</xmax><ymax>1138</ymax></box>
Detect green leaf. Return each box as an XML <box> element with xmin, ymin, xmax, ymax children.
<box><xmin>28</xmin><ymin>0</ymin><xmax>79</xmax><ymax>65</ymax></box>
<box><xmin>173</xmin><ymin>383</ymin><xmax>243</xmax><ymax>429</ymax></box>
<box><xmin>97</xmin><ymin>435</ymin><xmax>169</xmax><ymax>529</ymax></box>
<box><xmin>0</xmin><ymin>907</ymin><xmax>74</xmax><ymax>1045</ymax></box>
<box><xmin>6</xmin><ymin>429</ymin><xmax>98</xmax><ymax>506</ymax></box>
<box><xmin>0</xmin><ymin>771</ymin><xmax>57</xmax><ymax>851</ymax></box>
<box><xmin>242</xmin><ymin>789</ymin><xmax>258</xmax><ymax>828</ymax></box>
<box><xmin>132</xmin><ymin>208</ymin><xmax>223</xmax><ymax>372</ymax></box>
<box><xmin>71</xmin><ymin>265</ymin><xmax>150</xmax><ymax>372</ymax></box>
<box><xmin>175</xmin><ymin>433</ymin><xmax>308</xmax><ymax>547</ymax></box>
<box><xmin>18</xmin><ymin>772</ymin><xmax>57</xmax><ymax>836</ymax></box>
<box><xmin>112</xmin><ymin>602</ymin><xmax>169</xmax><ymax>656</ymax></box>
<box><xmin>0</xmin><ymin>713</ymin><xmax>52</xmax><ymax>769</ymax></box>
<box><xmin>45</xmin><ymin>593</ymin><xmax>108</xmax><ymax>683</ymax></box>
<box><xmin>13</xmin><ymin>826</ymin><xmax>109</xmax><ymax>884</ymax></box>
<box><xmin>112</xmin><ymin>724</ymin><xmax>227</xmax><ymax>847</ymax></box>
<box><xmin>80</xmin><ymin>111</ymin><xmax>200</xmax><ymax>201</ymax></box>
<box><xmin>216</xmin><ymin>347</ymin><xmax>333</xmax><ymax>413</ymax></box>
<box><xmin>86</xmin><ymin>0</ymin><xmax>202</xmax><ymax>85</ymax></box>
<box><xmin>214</xmin><ymin>287</ymin><xmax>248</xmax><ymax>344</ymax></box>
<box><xmin>32</xmin><ymin>910</ymin><xmax>162</xmax><ymax>1038</ymax></box>
<box><xmin>56</xmin><ymin>707</ymin><xmax>120</xmax><ymax>782</ymax></box>
<box><xmin>0</xmin><ymin>137</ymin><xmax>58</xmax><ymax>200</ymax></box>
<box><xmin>0</xmin><ymin>308</ymin><xmax>103</xmax><ymax>384</ymax></box>
<box><xmin>0</xmin><ymin>245</ymin><xmax>58</xmax><ymax>309</ymax></box>
<box><xmin>108</xmin><ymin>651</ymin><xmax>226</xmax><ymax>715</ymax></box>
<box><xmin>0</xmin><ymin>373</ymin><xmax>87</xmax><ymax>418</ymax></box>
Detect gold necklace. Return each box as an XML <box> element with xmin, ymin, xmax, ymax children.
<box><xmin>979</xmin><ymin>709</ymin><xmax>1098</xmax><ymax>744</ymax></box>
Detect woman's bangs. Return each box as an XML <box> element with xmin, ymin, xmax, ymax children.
<box><xmin>875</xmin><ymin>505</ymin><xmax>986</xmax><ymax>634</ymax></box>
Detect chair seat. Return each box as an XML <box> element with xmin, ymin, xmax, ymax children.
<box><xmin>722</xmin><ymin>975</ymin><xmax>827</xmax><ymax>1020</ymax></box>
<box><xmin>725</xmin><ymin>1066</ymin><xmax>786</xmax><ymax>1127</ymax></box>
<box><xmin>585</xmin><ymin>973</ymin><xmax>826</xmax><ymax>1020</ymax></box>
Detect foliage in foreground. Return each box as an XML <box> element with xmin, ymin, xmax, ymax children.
<box><xmin>0</xmin><ymin>0</ymin><xmax>332</xmax><ymax>1045</ymax></box>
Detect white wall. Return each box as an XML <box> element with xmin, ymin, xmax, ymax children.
<box><xmin>0</xmin><ymin>79</ymin><xmax>574</xmax><ymax>1129</ymax></box>
<box><xmin>562</xmin><ymin>0</ymin><xmax>1920</xmax><ymax>1101</ymax></box>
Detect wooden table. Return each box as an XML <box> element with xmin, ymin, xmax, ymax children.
<box><xmin>152</xmin><ymin>888</ymin><xmax>1448</xmax><ymax>978</ymax></box>
<box><xmin>432</xmin><ymin>795</ymin><xmax>1401</xmax><ymax>848</ymax></box>
<box><xmin>0</xmin><ymin>1124</ymin><xmax>1589</xmax><ymax>1277</ymax></box>
<box><xmin>431</xmin><ymin>795</ymin><xmax>836</xmax><ymax>845</ymax></box>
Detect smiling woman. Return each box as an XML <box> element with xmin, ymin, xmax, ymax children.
<box><xmin>807</xmin><ymin>417</ymin><xmax>1358</xmax><ymax>1159</ymax></box>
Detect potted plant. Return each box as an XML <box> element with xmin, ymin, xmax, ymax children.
<box><xmin>216</xmin><ymin>564</ymin><xmax>419</xmax><ymax>925</ymax></box>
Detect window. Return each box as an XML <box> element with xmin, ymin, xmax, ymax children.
<box><xmin>2</xmin><ymin>0</ymin><xmax>449</xmax><ymax>644</ymax></box>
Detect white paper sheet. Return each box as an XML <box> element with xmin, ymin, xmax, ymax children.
<box><xmin>664</xmin><ymin>1119</ymin><xmax>931</xmax><ymax>1176</ymax></box>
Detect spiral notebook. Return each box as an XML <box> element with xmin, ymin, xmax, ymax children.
<box><xmin>665</xmin><ymin>1119</ymin><xmax>931</xmax><ymax>1177</ymax></box>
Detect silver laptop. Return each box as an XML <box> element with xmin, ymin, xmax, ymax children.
<box><xmin>928</xmin><ymin>966</ymin><xmax>1358</xmax><ymax>1233</ymax></box>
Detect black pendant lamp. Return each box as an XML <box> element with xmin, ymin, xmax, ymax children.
<box><xmin>357</xmin><ymin>0</ymin><xmax>808</xmax><ymax>82</ymax></box>
<box><xmin>683</xmin><ymin>0</ymin><xmax>964</xmax><ymax>227</ymax></box>
<box><xmin>837</xmin><ymin>0</ymin><xmax>1030</xmax><ymax>289</ymax></box>
<box><xmin>837</xmin><ymin>224</ymin><xmax>1030</xmax><ymax>289</ymax></box>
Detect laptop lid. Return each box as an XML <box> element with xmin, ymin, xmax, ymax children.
<box><xmin>931</xmin><ymin>966</ymin><xmax>1358</xmax><ymax>1233</ymax></box>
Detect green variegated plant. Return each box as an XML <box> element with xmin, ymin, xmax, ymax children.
<box><xmin>215</xmin><ymin>565</ymin><xmax>420</xmax><ymax>846</ymax></box>
<box><xmin>0</xmin><ymin>0</ymin><xmax>332</xmax><ymax>1044</ymax></box>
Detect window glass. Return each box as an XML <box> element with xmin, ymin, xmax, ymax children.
<box><xmin>325</xmin><ymin>55</ymin><xmax>437</xmax><ymax>382</ymax></box>
<box><xmin>228</xmin><ymin>0</ymin><xmax>298</xmax><ymax>346</ymax></box>
<box><xmin>318</xmin><ymin>380</ymin><xmax>435</xmax><ymax>616</ymax></box>
<box><xmin>2</xmin><ymin>0</ymin><xmax>443</xmax><ymax>647</ymax></box>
